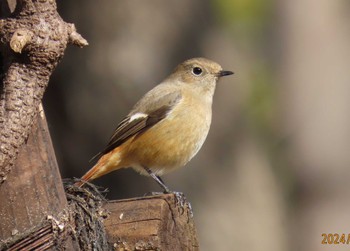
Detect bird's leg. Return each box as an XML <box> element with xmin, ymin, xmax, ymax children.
<box><xmin>142</xmin><ymin>166</ymin><xmax>192</xmax><ymax>217</ymax></box>
<box><xmin>143</xmin><ymin>166</ymin><xmax>171</xmax><ymax>193</ymax></box>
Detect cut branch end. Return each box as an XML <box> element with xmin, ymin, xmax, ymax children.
<box><xmin>10</xmin><ymin>29</ymin><xmax>33</xmax><ymax>53</ymax></box>
<box><xmin>67</xmin><ymin>24</ymin><xmax>88</xmax><ymax>48</ymax></box>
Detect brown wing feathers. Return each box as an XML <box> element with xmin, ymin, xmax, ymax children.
<box><xmin>90</xmin><ymin>105</ymin><xmax>175</xmax><ymax>161</ymax></box>
<box><xmin>90</xmin><ymin>91</ymin><xmax>182</xmax><ymax>162</ymax></box>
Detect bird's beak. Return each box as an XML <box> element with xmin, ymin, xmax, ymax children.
<box><xmin>217</xmin><ymin>70</ymin><xmax>234</xmax><ymax>77</ymax></box>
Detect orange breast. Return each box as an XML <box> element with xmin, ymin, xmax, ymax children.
<box><xmin>121</xmin><ymin>99</ymin><xmax>211</xmax><ymax>175</ymax></box>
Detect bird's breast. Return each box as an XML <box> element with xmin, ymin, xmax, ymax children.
<box><xmin>123</xmin><ymin>97</ymin><xmax>212</xmax><ymax>175</ymax></box>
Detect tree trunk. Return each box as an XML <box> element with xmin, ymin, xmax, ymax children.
<box><xmin>0</xmin><ymin>0</ymin><xmax>86</xmax><ymax>249</ymax></box>
<box><xmin>0</xmin><ymin>108</ymin><xmax>76</xmax><ymax>250</ymax></box>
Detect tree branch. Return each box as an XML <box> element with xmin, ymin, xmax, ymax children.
<box><xmin>0</xmin><ymin>0</ymin><xmax>88</xmax><ymax>183</ymax></box>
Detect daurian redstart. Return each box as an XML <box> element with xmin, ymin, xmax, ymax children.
<box><xmin>76</xmin><ymin>58</ymin><xmax>233</xmax><ymax>192</ymax></box>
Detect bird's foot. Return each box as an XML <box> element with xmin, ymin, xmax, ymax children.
<box><xmin>143</xmin><ymin>190</ymin><xmax>193</xmax><ymax>218</ymax></box>
<box><xmin>172</xmin><ymin>191</ymin><xmax>193</xmax><ymax>218</ymax></box>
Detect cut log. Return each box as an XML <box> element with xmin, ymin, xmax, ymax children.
<box><xmin>104</xmin><ymin>193</ymin><xmax>199</xmax><ymax>251</ymax></box>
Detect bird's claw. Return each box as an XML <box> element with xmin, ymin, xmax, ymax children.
<box><xmin>172</xmin><ymin>191</ymin><xmax>193</xmax><ymax>218</ymax></box>
<box><xmin>143</xmin><ymin>190</ymin><xmax>193</xmax><ymax>218</ymax></box>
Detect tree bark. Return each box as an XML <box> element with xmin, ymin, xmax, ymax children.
<box><xmin>0</xmin><ymin>0</ymin><xmax>87</xmax><ymax>183</ymax></box>
<box><xmin>0</xmin><ymin>109</ymin><xmax>77</xmax><ymax>250</ymax></box>
<box><xmin>0</xmin><ymin>0</ymin><xmax>86</xmax><ymax>249</ymax></box>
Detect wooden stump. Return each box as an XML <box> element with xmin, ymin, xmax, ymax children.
<box><xmin>0</xmin><ymin>110</ymin><xmax>75</xmax><ymax>250</ymax></box>
<box><xmin>2</xmin><ymin>191</ymin><xmax>200</xmax><ymax>251</ymax></box>
<box><xmin>104</xmin><ymin>194</ymin><xmax>199</xmax><ymax>251</ymax></box>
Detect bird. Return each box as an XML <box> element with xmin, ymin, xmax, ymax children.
<box><xmin>75</xmin><ymin>57</ymin><xmax>233</xmax><ymax>192</ymax></box>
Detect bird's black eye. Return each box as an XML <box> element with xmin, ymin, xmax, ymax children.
<box><xmin>192</xmin><ymin>67</ymin><xmax>203</xmax><ymax>76</ymax></box>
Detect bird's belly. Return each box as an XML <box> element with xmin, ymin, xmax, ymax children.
<box><xmin>124</xmin><ymin>110</ymin><xmax>210</xmax><ymax>175</ymax></box>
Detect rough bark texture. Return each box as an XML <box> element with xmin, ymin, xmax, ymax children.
<box><xmin>0</xmin><ymin>0</ymin><xmax>87</xmax><ymax>183</ymax></box>
<box><xmin>0</xmin><ymin>0</ymin><xmax>87</xmax><ymax>249</ymax></box>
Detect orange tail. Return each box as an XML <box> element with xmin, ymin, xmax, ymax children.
<box><xmin>74</xmin><ymin>162</ymin><xmax>103</xmax><ymax>187</ymax></box>
<box><xmin>74</xmin><ymin>148</ymin><xmax>123</xmax><ymax>187</ymax></box>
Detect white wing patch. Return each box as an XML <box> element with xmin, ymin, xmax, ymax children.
<box><xmin>129</xmin><ymin>112</ymin><xmax>148</xmax><ymax>122</ymax></box>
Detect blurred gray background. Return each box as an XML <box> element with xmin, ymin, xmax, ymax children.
<box><xmin>45</xmin><ymin>1</ymin><xmax>350</xmax><ymax>250</ymax></box>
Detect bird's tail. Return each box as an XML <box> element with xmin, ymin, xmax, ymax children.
<box><xmin>74</xmin><ymin>149</ymin><xmax>123</xmax><ymax>187</ymax></box>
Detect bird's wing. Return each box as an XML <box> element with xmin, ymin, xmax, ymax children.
<box><xmin>90</xmin><ymin>91</ymin><xmax>182</xmax><ymax>162</ymax></box>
